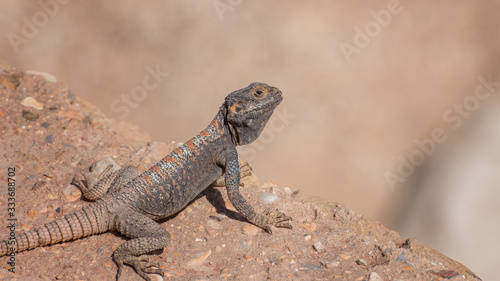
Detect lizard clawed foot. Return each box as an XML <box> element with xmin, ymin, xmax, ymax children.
<box><xmin>72</xmin><ymin>165</ymin><xmax>113</xmax><ymax>191</ymax></box>
<box><xmin>239</xmin><ymin>162</ymin><xmax>253</xmax><ymax>178</ymax></box>
<box><xmin>114</xmin><ymin>253</ymin><xmax>163</xmax><ymax>281</ymax></box>
<box><xmin>254</xmin><ymin>211</ymin><xmax>293</xmax><ymax>234</ymax></box>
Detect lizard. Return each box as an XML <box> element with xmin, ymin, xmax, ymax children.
<box><xmin>0</xmin><ymin>82</ymin><xmax>292</xmax><ymax>280</ymax></box>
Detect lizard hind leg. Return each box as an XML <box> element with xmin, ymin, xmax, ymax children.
<box><xmin>113</xmin><ymin>210</ymin><xmax>171</xmax><ymax>281</ymax></box>
<box><xmin>73</xmin><ymin>165</ymin><xmax>140</xmax><ymax>201</ymax></box>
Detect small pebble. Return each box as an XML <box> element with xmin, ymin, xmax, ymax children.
<box><xmin>338</xmin><ymin>254</ymin><xmax>351</xmax><ymax>260</ymax></box>
<box><xmin>45</xmin><ymin>134</ymin><xmax>55</xmax><ymax>143</ymax></box>
<box><xmin>298</xmin><ymin>222</ymin><xmax>317</xmax><ymax>232</ymax></box>
<box><xmin>21</xmin><ymin>97</ymin><xmax>43</xmax><ymax>110</ymax></box>
<box><xmin>62</xmin><ymin>185</ymin><xmax>82</xmax><ymax>202</ymax></box>
<box><xmin>41</xmin><ymin>122</ymin><xmax>50</xmax><ymax>128</ymax></box>
<box><xmin>150</xmin><ymin>274</ymin><xmax>164</xmax><ymax>281</ymax></box>
<box><xmin>259</xmin><ymin>192</ymin><xmax>278</xmax><ymax>204</ymax></box>
<box><xmin>27</xmin><ymin>209</ymin><xmax>39</xmax><ymax>219</ymax></box>
<box><xmin>356</xmin><ymin>258</ymin><xmax>368</xmax><ymax>266</ymax></box>
<box><xmin>368</xmin><ymin>271</ymin><xmax>383</xmax><ymax>281</ymax></box>
<box><xmin>239</xmin><ymin>241</ymin><xmax>248</xmax><ymax>249</ymax></box>
<box><xmin>22</xmin><ymin>110</ymin><xmax>39</xmax><ymax>121</ymax></box>
<box><xmin>243</xmin><ymin>254</ymin><xmax>253</xmax><ymax>261</ymax></box>
<box><xmin>215</xmin><ymin>246</ymin><xmax>222</xmax><ymax>253</ymax></box>
<box><xmin>91</xmin><ymin>158</ymin><xmax>120</xmax><ymax>175</ymax></box>
<box><xmin>299</xmin><ymin>248</ymin><xmax>310</xmax><ymax>256</ymax></box>
<box><xmin>47</xmin><ymin>193</ymin><xmax>58</xmax><ymax>200</ymax></box>
<box><xmin>322</xmin><ymin>261</ymin><xmax>339</xmax><ymax>268</ymax></box>
<box><xmin>299</xmin><ymin>263</ymin><xmax>323</xmax><ymax>272</ymax></box>
<box><xmin>206</xmin><ymin>218</ymin><xmax>220</xmax><ymax>230</ymax></box>
<box><xmin>312</xmin><ymin>241</ymin><xmax>324</xmax><ymax>253</ymax></box>
<box><xmin>187</xmin><ymin>250</ymin><xmax>211</xmax><ymax>267</ymax></box>
<box><xmin>395</xmin><ymin>253</ymin><xmax>407</xmax><ymax>261</ymax></box>
<box><xmin>282</xmin><ymin>186</ymin><xmax>292</xmax><ymax>195</ymax></box>
<box><xmin>62</xmin><ymin>143</ymin><xmax>72</xmax><ymax>147</ymax></box>
<box><xmin>241</xmin><ymin>224</ymin><xmax>259</xmax><ymax>235</ymax></box>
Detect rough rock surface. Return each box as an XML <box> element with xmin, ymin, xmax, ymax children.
<box><xmin>0</xmin><ymin>63</ymin><xmax>481</xmax><ymax>280</ymax></box>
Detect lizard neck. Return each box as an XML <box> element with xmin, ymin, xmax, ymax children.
<box><xmin>202</xmin><ymin>107</ymin><xmax>235</xmax><ymax>146</ymax></box>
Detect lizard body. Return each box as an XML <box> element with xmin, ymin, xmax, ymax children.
<box><xmin>0</xmin><ymin>82</ymin><xmax>292</xmax><ymax>280</ymax></box>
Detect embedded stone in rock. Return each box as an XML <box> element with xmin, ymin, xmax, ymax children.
<box><xmin>259</xmin><ymin>192</ymin><xmax>278</xmax><ymax>204</ymax></box>
<box><xmin>187</xmin><ymin>250</ymin><xmax>211</xmax><ymax>267</ymax></box>
<box><xmin>21</xmin><ymin>97</ymin><xmax>43</xmax><ymax>110</ymax></box>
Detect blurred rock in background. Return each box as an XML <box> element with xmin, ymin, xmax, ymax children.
<box><xmin>1</xmin><ymin>1</ymin><xmax>499</xmax><ymax>279</ymax></box>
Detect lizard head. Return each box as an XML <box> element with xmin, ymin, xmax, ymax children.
<box><xmin>224</xmin><ymin>82</ymin><xmax>283</xmax><ymax>146</ymax></box>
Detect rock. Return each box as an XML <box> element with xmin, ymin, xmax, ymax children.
<box><xmin>0</xmin><ymin>63</ymin><xmax>482</xmax><ymax>280</ymax></box>
<box><xmin>259</xmin><ymin>192</ymin><xmax>278</xmax><ymax>204</ymax></box>
<box><xmin>62</xmin><ymin>185</ymin><xmax>82</xmax><ymax>202</ymax></box>
<box><xmin>241</xmin><ymin>224</ymin><xmax>259</xmax><ymax>235</ymax></box>
<box><xmin>312</xmin><ymin>241</ymin><xmax>324</xmax><ymax>253</ymax></box>
<box><xmin>368</xmin><ymin>272</ymin><xmax>383</xmax><ymax>281</ymax></box>
<box><xmin>187</xmin><ymin>250</ymin><xmax>211</xmax><ymax>267</ymax></box>
<box><xmin>21</xmin><ymin>97</ymin><xmax>43</xmax><ymax>110</ymax></box>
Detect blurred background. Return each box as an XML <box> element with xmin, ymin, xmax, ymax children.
<box><xmin>1</xmin><ymin>1</ymin><xmax>499</xmax><ymax>279</ymax></box>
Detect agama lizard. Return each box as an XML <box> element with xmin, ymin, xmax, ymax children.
<box><xmin>0</xmin><ymin>82</ymin><xmax>292</xmax><ymax>280</ymax></box>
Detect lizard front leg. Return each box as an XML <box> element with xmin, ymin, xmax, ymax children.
<box><xmin>212</xmin><ymin>160</ymin><xmax>252</xmax><ymax>187</ymax></box>
<box><xmin>224</xmin><ymin>150</ymin><xmax>292</xmax><ymax>233</ymax></box>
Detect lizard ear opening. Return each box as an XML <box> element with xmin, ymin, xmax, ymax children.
<box><xmin>223</xmin><ymin>101</ymin><xmax>242</xmax><ymax>145</ymax></box>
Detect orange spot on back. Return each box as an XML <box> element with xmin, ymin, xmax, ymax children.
<box><xmin>144</xmin><ymin>176</ymin><xmax>153</xmax><ymax>186</ymax></box>
<box><xmin>151</xmin><ymin>166</ymin><xmax>166</xmax><ymax>181</ymax></box>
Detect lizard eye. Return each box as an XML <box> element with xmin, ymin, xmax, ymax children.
<box><xmin>252</xmin><ymin>88</ymin><xmax>267</xmax><ymax>100</ymax></box>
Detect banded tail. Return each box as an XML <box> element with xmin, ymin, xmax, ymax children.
<box><xmin>0</xmin><ymin>203</ymin><xmax>110</xmax><ymax>256</ymax></box>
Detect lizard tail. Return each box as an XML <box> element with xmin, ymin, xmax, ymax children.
<box><xmin>0</xmin><ymin>203</ymin><xmax>109</xmax><ymax>256</ymax></box>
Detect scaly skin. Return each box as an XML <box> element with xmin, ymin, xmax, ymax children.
<box><xmin>0</xmin><ymin>82</ymin><xmax>292</xmax><ymax>281</ymax></box>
